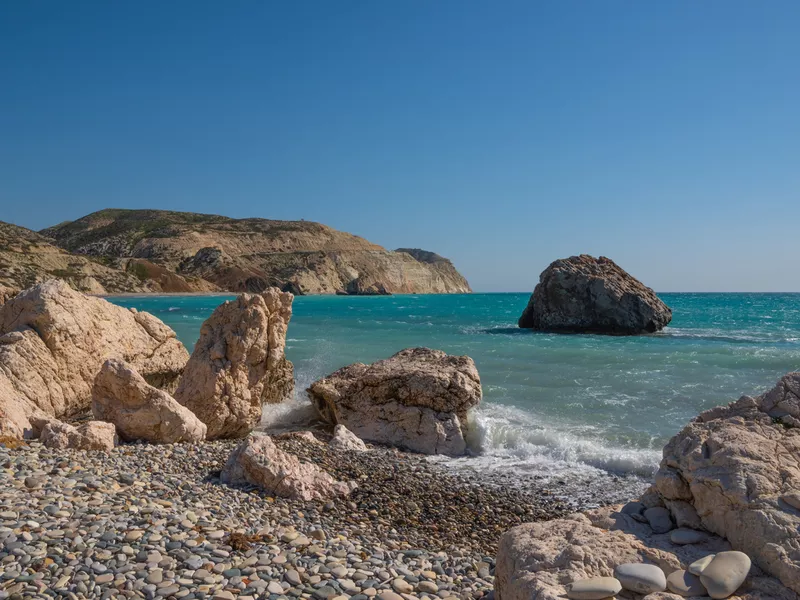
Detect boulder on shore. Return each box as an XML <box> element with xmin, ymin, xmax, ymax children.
<box><xmin>654</xmin><ymin>371</ymin><xmax>800</xmax><ymax>594</ymax></box>
<box><xmin>220</xmin><ymin>434</ymin><xmax>356</xmax><ymax>501</ymax></box>
<box><xmin>329</xmin><ymin>424</ymin><xmax>368</xmax><ymax>452</ymax></box>
<box><xmin>518</xmin><ymin>255</ymin><xmax>672</xmax><ymax>335</ymax></box>
<box><xmin>0</xmin><ymin>280</ymin><xmax>189</xmax><ymax>439</ymax></box>
<box><xmin>34</xmin><ymin>417</ymin><xmax>117</xmax><ymax>451</ymax></box>
<box><xmin>174</xmin><ymin>289</ymin><xmax>294</xmax><ymax>440</ymax></box>
<box><xmin>92</xmin><ymin>359</ymin><xmax>207</xmax><ymax>444</ymax></box>
<box><xmin>307</xmin><ymin>347</ymin><xmax>481</xmax><ymax>456</ymax></box>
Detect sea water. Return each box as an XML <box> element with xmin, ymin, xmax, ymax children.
<box><xmin>109</xmin><ymin>292</ymin><xmax>800</xmax><ymax>502</ymax></box>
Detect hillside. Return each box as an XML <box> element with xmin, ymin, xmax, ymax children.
<box><xmin>0</xmin><ymin>220</ymin><xmax>160</xmax><ymax>294</ymax></box>
<box><xmin>39</xmin><ymin>209</ymin><xmax>472</xmax><ymax>295</ymax></box>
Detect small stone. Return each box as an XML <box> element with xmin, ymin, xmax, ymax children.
<box><xmin>95</xmin><ymin>573</ymin><xmax>115</xmax><ymax>584</ymax></box>
<box><xmin>781</xmin><ymin>492</ymin><xmax>800</xmax><ymax>510</ymax></box>
<box><xmin>392</xmin><ymin>578</ymin><xmax>414</xmax><ymax>594</ymax></box>
<box><xmin>666</xmin><ymin>570</ymin><xmax>708</xmax><ymax>597</ymax></box>
<box><xmin>669</xmin><ymin>528</ymin><xmax>707</xmax><ymax>545</ymax></box>
<box><xmin>417</xmin><ymin>581</ymin><xmax>438</xmax><ymax>594</ymax></box>
<box><xmin>614</xmin><ymin>563</ymin><xmax>666</xmax><ymax>594</ymax></box>
<box><xmin>268</xmin><ymin>581</ymin><xmax>284</xmax><ymax>594</ymax></box>
<box><xmin>644</xmin><ymin>506</ymin><xmax>674</xmax><ymax>534</ymax></box>
<box><xmin>698</xmin><ymin>551</ymin><xmax>751</xmax><ymax>599</ymax></box>
<box><xmin>285</xmin><ymin>570</ymin><xmax>302</xmax><ymax>585</ymax></box>
<box><xmin>688</xmin><ymin>555</ymin><xmax>716</xmax><ymax>576</ymax></box>
<box><xmin>566</xmin><ymin>577</ymin><xmax>622</xmax><ymax>600</ymax></box>
<box><xmin>377</xmin><ymin>593</ymin><xmax>405</xmax><ymax>600</ymax></box>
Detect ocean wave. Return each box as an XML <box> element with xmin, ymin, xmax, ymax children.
<box><xmin>168</xmin><ymin>306</ymin><xmax>180</xmax><ymax>312</ymax></box>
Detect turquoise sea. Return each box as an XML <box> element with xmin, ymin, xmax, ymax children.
<box><xmin>109</xmin><ymin>292</ymin><xmax>800</xmax><ymax>499</ymax></box>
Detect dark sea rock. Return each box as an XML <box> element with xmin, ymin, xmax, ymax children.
<box><xmin>518</xmin><ymin>255</ymin><xmax>672</xmax><ymax>335</ymax></box>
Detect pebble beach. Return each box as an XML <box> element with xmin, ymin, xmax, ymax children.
<box><xmin>0</xmin><ymin>433</ymin><xmax>570</xmax><ymax>600</ymax></box>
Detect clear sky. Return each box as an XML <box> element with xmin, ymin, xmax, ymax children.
<box><xmin>1</xmin><ymin>2</ymin><xmax>799</xmax><ymax>292</ymax></box>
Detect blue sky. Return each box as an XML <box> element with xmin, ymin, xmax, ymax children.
<box><xmin>1</xmin><ymin>2</ymin><xmax>798</xmax><ymax>292</ymax></box>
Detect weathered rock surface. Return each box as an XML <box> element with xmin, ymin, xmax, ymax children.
<box><xmin>518</xmin><ymin>255</ymin><xmax>672</xmax><ymax>334</ymax></box>
<box><xmin>41</xmin><ymin>209</ymin><xmax>472</xmax><ymax>294</ymax></box>
<box><xmin>0</xmin><ymin>285</ymin><xmax>19</xmax><ymax>306</ymax></box>
<box><xmin>307</xmin><ymin>347</ymin><xmax>482</xmax><ymax>456</ymax></box>
<box><xmin>220</xmin><ymin>434</ymin><xmax>357</xmax><ymax>501</ymax></box>
<box><xmin>329</xmin><ymin>424</ymin><xmax>368</xmax><ymax>452</ymax></box>
<box><xmin>495</xmin><ymin>505</ymin><xmax>794</xmax><ymax>600</ymax></box>
<box><xmin>36</xmin><ymin>418</ymin><xmax>117</xmax><ymax>451</ymax></box>
<box><xmin>0</xmin><ymin>280</ymin><xmax>188</xmax><ymax>438</ymax></box>
<box><xmin>655</xmin><ymin>372</ymin><xmax>800</xmax><ymax>593</ymax></box>
<box><xmin>92</xmin><ymin>359</ymin><xmax>207</xmax><ymax>444</ymax></box>
<box><xmin>174</xmin><ymin>289</ymin><xmax>294</xmax><ymax>439</ymax></box>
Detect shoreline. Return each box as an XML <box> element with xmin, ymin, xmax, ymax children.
<box><xmin>0</xmin><ymin>433</ymin><xmax>575</xmax><ymax>600</ymax></box>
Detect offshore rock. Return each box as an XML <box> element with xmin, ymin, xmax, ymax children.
<box><xmin>0</xmin><ymin>280</ymin><xmax>188</xmax><ymax>439</ymax></box>
<box><xmin>518</xmin><ymin>255</ymin><xmax>672</xmax><ymax>334</ymax></box>
<box><xmin>307</xmin><ymin>348</ymin><xmax>481</xmax><ymax>456</ymax></box>
<box><xmin>174</xmin><ymin>289</ymin><xmax>294</xmax><ymax>439</ymax></box>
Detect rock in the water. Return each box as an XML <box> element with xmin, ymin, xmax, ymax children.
<box><xmin>698</xmin><ymin>552</ymin><xmax>751</xmax><ymax>599</ymax></box>
<box><xmin>670</xmin><ymin>528</ymin><xmax>707</xmax><ymax>545</ymax></box>
<box><xmin>307</xmin><ymin>347</ymin><xmax>481</xmax><ymax>456</ymax></box>
<box><xmin>0</xmin><ymin>280</ymin><xmax>188</xmax><ymax>438</ymax></box>
<box><xmin>645</xmin><ymin>507</ymin><xmax>674</xmax><ymax>534</ymax></box>
<box><xmin>566</xmin><ymin>577</ymin><xmax>622</xmax><ymax>599</ymax></box>
<box><xmin>666</xmin><ymin>570</ymin><xmax>707</xmax><ymax>597</ymax></box>
<box><xmin>174</xmin><ymin>289</ymin><xmax>294</xmax><ymax>439</ymax></box>
<box><xmin>37</xmin><ymin>418</ymin><xmax>117</xmax><ymax>451</ymax></box>
<box><xmin>92</xmin><ymin>359</ymin><xmax>207</xmax><ymax>443</ymax></box>
<box><xmin>221</xmin><ymin>434</ymin><xmax>356</xmax><ymax>501</ymax></box>
<box><xmin>655</xmin><ymin>372</ymin><xmax>800</xmax><ymax>593</ymax></box>
<box><xmin>518</xmin><ymin>255</ymin><xmax>672</xmax><ymax>334</ymax></box>
<box><xmin>329</xmin><ymin>424</ymin><xmax>367</xmax><ymax>452</ymax></box>
<box><xmin>688</xmin><ymin>555</ymin><xmax>716</xmax><ymax>576</ymax></box>
<box><xmin>614</xmin><ymin>563</ymin><xmax>667</xmax><ymax>594</ymax></box>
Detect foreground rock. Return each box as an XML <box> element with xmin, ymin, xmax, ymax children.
<box><xmin>0</xmin><ymin>280</ymin><xmax>188</xmax><ymax>438</ymax></box>
<box><xmin>36</xmin><ymin>418</ymin><xmax>117</xmax><ymax>451</ymax></box>
<box><xmin>495</xmin><ymin>506</ymin><xmax>793</xmax><ymax>600</ymax></box>
<box><xmin>92</xmin><ymin>359</ymin><xmax>207</xmax><ymax>444</ymax></box>
<box><xmin>655</xmin><ymin>371</ymin><xmax>800</xmax><ymax>593</ymax></box>
<box><xmin>174</xmin><ymin>289</ymin><xmax>294</xmax><ymax>439</ymax></box>
<box><xmin>329</xmin><ymin>424</ymin><xmax>368</xmax><ymax>452</ymax></box>
<box><xmin>221</xmin><ymin>434</ymin><xmax>356</xmax><ymax>501</ymax></box>
<box><xmin>518</xmin><ymin>255</ymin><xmax>672</xmax><ymax>334</ymax></box>
<box><xmin>308</xmin><ymin>347</ymin><xmax>481</xmax><ymax>456</ymax></box>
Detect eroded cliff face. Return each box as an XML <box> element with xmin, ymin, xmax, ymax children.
<box><xmin>40</xmin><ymin>209</ymin><xmax>471</xmax><ymax>295</ymax></box>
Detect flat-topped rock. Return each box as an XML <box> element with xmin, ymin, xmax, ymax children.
<box><xmin>518</xmin><ymin>255</ymin><xmax>672</xmax><ymax>335</ymax></box>
<box><xmin>698</xmin><ymin>552</ymin><xmax>751</xmax><ymax>599</ymax></box>
<box><xmin>566</xmin><ymin>577</ymin><xmax>621</xmax><ymax>599</ymax></box>
<box><xmin>666</xmin><ymin>569</ymin><xmax>707</xmax><ymax>597</ymax></box>
<box><xmin>36</xmin><ymin>418</ymin><xmax>117</xmax><ymax>451</ymax></box>
<box><xmin>308</xmin><ymin>347</ymin><xmax>481</xmax><ymax>456</ymax></box>
<box><xmin>614</xmin><ymin>563</ymin><xmax>666</xmax><ymax>594</ymax></box>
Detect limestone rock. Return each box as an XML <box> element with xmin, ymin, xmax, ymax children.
<box><xmin>518</xmin><ymin>255</ymin><xmax>672</xmax><ymax>334</ymax></box>
<box><xmin>0</xmin><ymin>280</ymin><xmax>188</xmax><ymax>439</ymax></box>
<box><xmin>307</xmin><ymin>347</ymin><xmax>481</xmax><ymax>456</ymax></box>
<box><xmin>655</xmin><ymin>372</ymin><xmax>800</xmax><ymax>593</ymax></box>
<box><xmin>494</xmin><ymin>505</ymin><xmax>794</xmax><ymax>600</ymax></box>
<box><xmin>174</xmin><ymin>289</ymin><xmax>294</xmax><ymax>439</ymax></box>
<box><xmin>221</xmin><ymin>434</ymin><xmax>356</xmax><ymax>501</ymax></box>
<box><xmin>92</xmin><ymin>359</ymin><xmax>206</xmax><ymax>444</ymax></box>
<box><xmin>0</xmin><ymin>285</ymin><xmax>19</xmax><ymax>306</ymax></box>
<box><xmin>329</xmin><ymin>424</ymin><xmax>368</xmax><ymax>452</ymax></box>
<box><xmin>37</xmin><ymin>418</ymin><xmax>117</xmax><ymax>451</ymax></box>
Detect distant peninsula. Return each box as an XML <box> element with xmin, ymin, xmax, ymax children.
<box><xmin>0</xmin><ymin>209</ymin><xmax>471</xmax><ymax>295</ymax></box>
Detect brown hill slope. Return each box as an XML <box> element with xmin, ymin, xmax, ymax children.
<box><xmin>41</xmin><ymin>209</ymin><xmax>471</xmax><ymax>295</ymax></box>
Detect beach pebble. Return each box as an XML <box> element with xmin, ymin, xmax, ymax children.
<box><xmin>669</xmin><ymin>528</ymin><xmax>707</xmax><ymax>545</ymax></box>
<box><xmin>644</xmin><ymin>506</ymin><xmax>674</xmax><ymax>533</ymax></box>
<box><xmin>698</xmin><ymin>551</ymin><xmax>751</xmax><ymax>599</ymax></box>
<box><xmin>614</xmin><ymin>563</ymin><xmax>666</xmax><ymax>594</ymax></box>
<box><xmin>566</xmin><ymin>576</ymin><xmax>623</xmax><ymax>599</ymax></box>
<box><xmin>666</xmin><ymin>569</ymin><xmax>708</xmax><ymax>597</ymax></box>
<box><xmin>688</xmin><ymin>555</ymin><xmax>716</xmax><ymax>576</ymax></box>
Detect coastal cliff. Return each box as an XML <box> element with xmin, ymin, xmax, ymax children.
<box><xmin>38</xmin><ymin>209</ymin><xmax>472</xmax><ymax>295</ymax></box>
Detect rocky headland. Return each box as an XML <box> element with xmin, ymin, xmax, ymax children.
<box><xmin>20</xmin><ymin>208</ymin><xmax>473</xmax><ymax>296</ymax></box>
<box><xmin>518</xmin><ymin>255</ymin><xmax>672</xmax><ymax>335</ymax></box>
